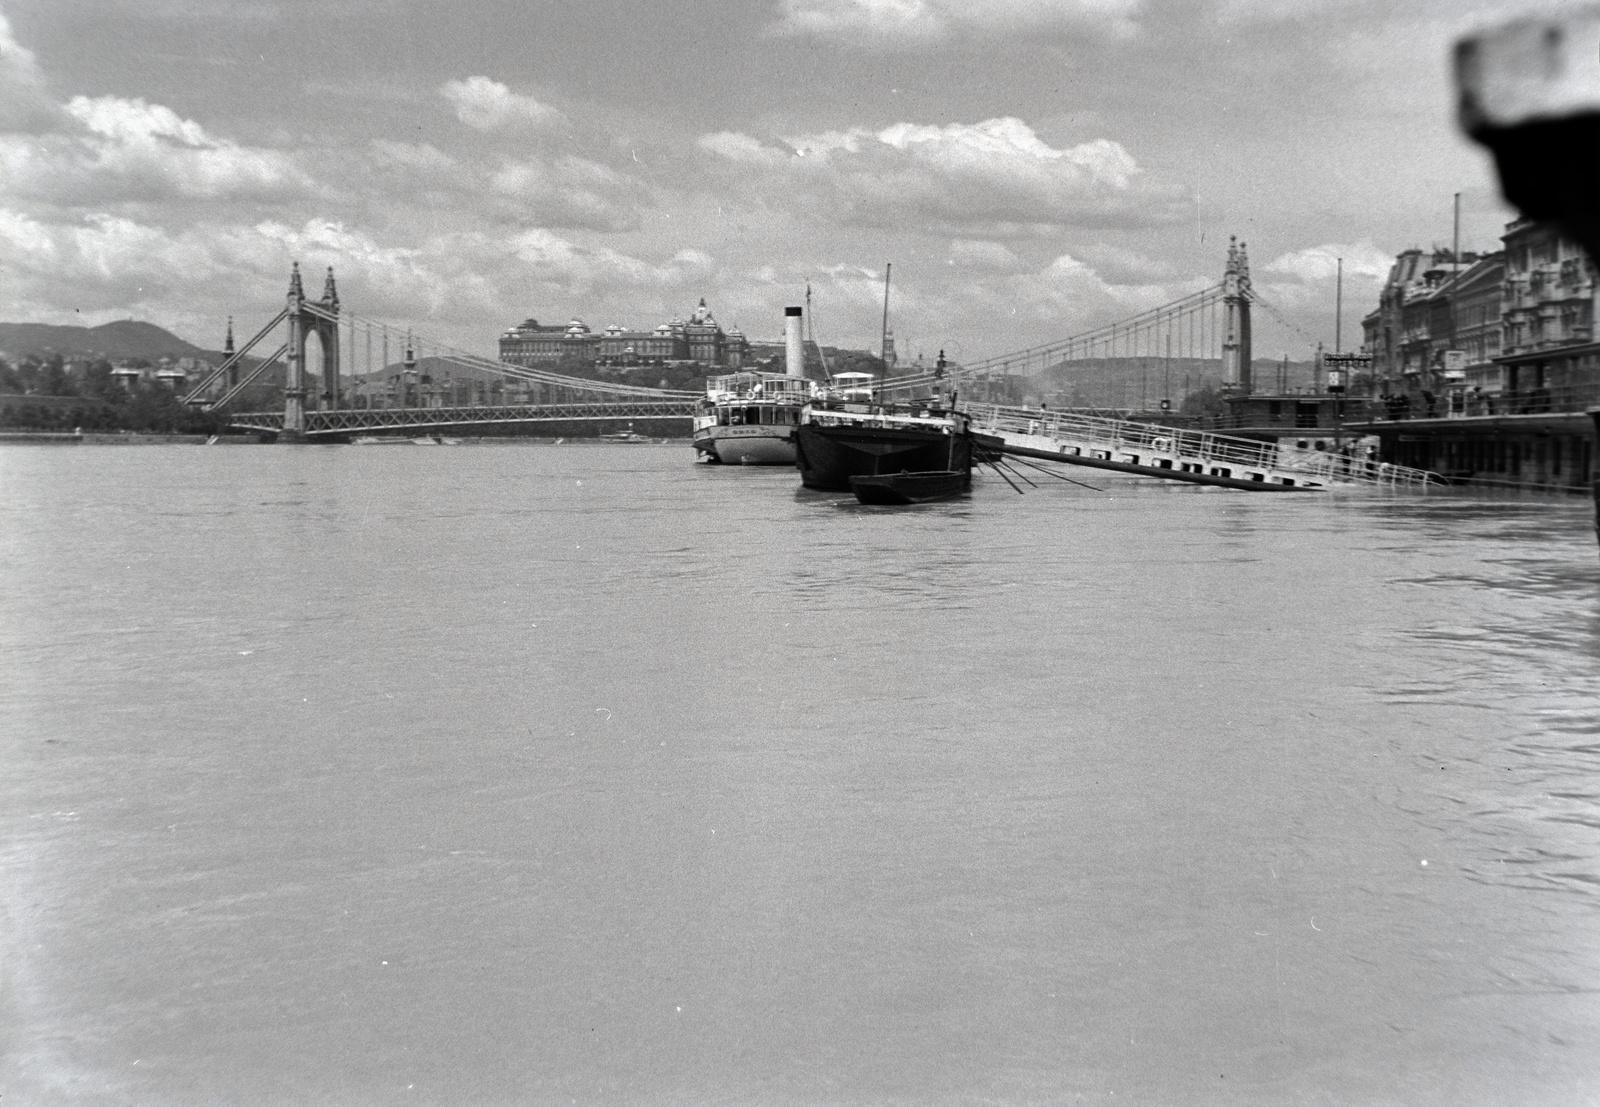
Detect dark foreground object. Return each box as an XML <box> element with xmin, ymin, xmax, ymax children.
<box><xmin>796</xmin><ymin>418</ymin><xmax>974</xmax><ymax>492</ymax></box>
<box><xmin>1457</xmin><ymin>13</ymin><xmax>1600</xmax><ymax>553</ymax></box>
<box><xmin>849</xmin><ymin>470</ymin><xmax>971</xmax><ymax>504</ymax></box>
<box><xmin>1592</xmin><ymin>410</ymin><xmax>1600</xmax><ymax>550</ymax></box>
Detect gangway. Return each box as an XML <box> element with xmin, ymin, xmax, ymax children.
<box><xmin>963</xmin><ymin>403</ymin><xmax>1443</xmax><ymax>491</ymax></box>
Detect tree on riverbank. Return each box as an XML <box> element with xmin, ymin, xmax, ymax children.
<box><xmin>1180</xmin><ymin>384</ymin><xmax>1226</xmax><ymax>418</ymax></box>
<box><xmin>0</xmin><ymin>356</ymin><xmax>229</xmax><ymax>434</ymax></box>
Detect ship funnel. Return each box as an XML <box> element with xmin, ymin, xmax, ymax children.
<box><xmin>785</xmin><ymin>306</ymin><xmax>804</xmax><ymax>378</ymax></box>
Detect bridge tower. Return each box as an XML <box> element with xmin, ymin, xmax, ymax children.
<box><xmin>281</xmin><ymin>263</ymin><xmax>341</xmax><ymax>439</ymax></box>
<box><xmin>1221</xmin><ymin>237</ymin><xmax>1253</xmax><ymax>395</ymax></box>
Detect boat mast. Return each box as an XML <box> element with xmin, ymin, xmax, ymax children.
<box><xmin>879</xmin><ymin>263</ymin><xmax>892</xmax><ymax>377</ymax></box>
<box><xmin>806</xmin><ymin>283</ymin><xmax>833</xmax><ymax>381</ymax></box>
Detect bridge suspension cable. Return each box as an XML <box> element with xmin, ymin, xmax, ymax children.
<box><xmin>189</xmin><ymin>295</ymin><xmax>706</xmax><ymax>411</ymax></box>
<box><xmin>331</xmin><ymin>310</ymin><xmax>701</xmax><ymax>401</ymax></box>
<box><xmin>881</xmin><ymin>282</ymin><xmax>1227</xmax><ymax>409</ymax></box>
<box><xmin>1243</xmin><ymin>288</ymin><xmax>1322</xmax><ymax>353</ymax></box>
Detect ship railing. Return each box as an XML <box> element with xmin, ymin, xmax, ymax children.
<box><xmin>705</xmin><ymin>374</ymin><xmax>816</xmax><ymax>402</ymax></box>
<box><xmin>962</xmin><ymin>403</ymin><xmax>1442</xmax><ymax>488</ymax></box>
<box><xmin>706</xmin><ymin>391</ymin><xmax>812</xmax><ymax>404</ymax></box>
<box><xmin>803</xmin><ymin>408</ymin><xmax>955</xmax><ymax>431</ymax></box>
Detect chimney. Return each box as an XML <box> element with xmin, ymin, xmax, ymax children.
<box><xmin>785</xmin><ymin>306</ymin><xmax>804</xmax><ymax>378</ymax></box>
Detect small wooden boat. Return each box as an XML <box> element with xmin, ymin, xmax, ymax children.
<box><xmin>849</xmin><ymin>470</ymin><xmax>970</xmax><ymax>504</ymax></box>
<box><xmin>601</xmin><ymin>423</ymin><xmax>650</xmax><ymax>443</ymax></box>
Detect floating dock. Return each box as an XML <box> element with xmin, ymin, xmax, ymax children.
<box><xmin>964</xmin><ymin>404</ymin><xmax>1441</xmax><ymax>491</ymax></box>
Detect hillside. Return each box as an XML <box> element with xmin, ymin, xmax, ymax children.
<box><xmin>0</xmin><ymin>320</ymin><xmax>217</xmax><ymax>363</ymax></box>
<box><xmin>1029</xmin><ymin>356</ymin><xmax>1325</xmax><ymax>408</ymax></box>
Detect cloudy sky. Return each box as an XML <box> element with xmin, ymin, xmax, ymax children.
<box><xmin>0</xmin><ymin>0</ymin><xmax>1534</xmax><ymax>364</ymax></box>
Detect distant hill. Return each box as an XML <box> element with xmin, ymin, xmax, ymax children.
<box><xmin>1022</xmin><ymin>356</ymin><xmax>1325</xmax><ymax>408</ymax></box>
<box><xmin>0</xmin><ymin>320</ymin><xmax>218</xmax><ymax>363</ymax></box>
<box><xmin>351</xmin><ymin>355</ymin><xmax>500</xmax><ymax>386</ymax></box>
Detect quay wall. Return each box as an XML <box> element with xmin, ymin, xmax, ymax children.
<box><xmin>1351</xmin><ymin>413</ymin><xmax>1595</xmax><ymax>494</ymax></box>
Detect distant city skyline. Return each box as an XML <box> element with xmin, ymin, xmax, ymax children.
<box><xmin>0</xmin><ymin>0</ymin><xmax>1523</xmax><ymax>367</ymax></box>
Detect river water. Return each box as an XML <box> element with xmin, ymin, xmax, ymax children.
<box><xmin>2</xmin><ymin>441</ymin><xmax>1599</xmax><ymax>1106</ymax></box>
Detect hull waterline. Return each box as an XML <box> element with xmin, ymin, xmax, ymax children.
<box><xmin>796</xmin><ymin>419</ymin><xmax>972</xmax><ymax>492</ymax></box>
<box><xmin>849</xmin><ymin>470</ymin><xmax>971</xmax><ymax>504</ymax></box>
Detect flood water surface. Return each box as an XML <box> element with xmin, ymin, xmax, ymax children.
<box><xmin>3</xmin><ymin>442</ymin><xmax>1600</xmax><ymax>1105</ymax></box>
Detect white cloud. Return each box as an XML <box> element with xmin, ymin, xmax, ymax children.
<box><xmin>0</xmin><ymin>81</ymin><xmax>649</xmax><ymax>233</ymax></box>
<box><xmin>0</xmin><ymin>209</ymin><xmax>726</xmax><ymax>349</ymax></box>
<box><xmin>777</xmin><ymin>0</ymin><xmax>944</xmax><ymax>40</ymax></box>
<box><xmin>0</xmin><ymin>95</ymin><xmax>314</xmax><ymax>208</ymax></box>
<box><xmin>697</xmin><ymin>131</ymin><xmax>775</xmax><ymax>164</ymax></box>
<box><xmin>1075</xmin><ymin>242</ymin><xmax>1180</xmax><ymax>283</ymax></box>
<box><xmin>490</xmin><ymin>155</ymin><xmax>650</xmax><ymax>232</ymax></box>
<box><xmin>368</xmin><ymin>140</ymin><xmax>459</xmax><ymax>174</ymax></box>
<box><xmin>1263</xmin><ymin>241</ymin><xmax>1394</xmax><ymax>283</ymax></box>
<box><xmin>708</xmin><ymin>247</ymin><xmax>1205</xmax><ymax>368</ymax></box>
<box><xmin>0</xmin><ymin>7</ymin><xmax>666</xmax><ymax>352</ymax></box>
<box><xmin>1021</xmin><ymin>251</ymin><xmax>1182</xmax><ymax>319</ymax></box>
<box><xmin>771</xmin><ymin>0</ymin><xmax>1142</xmax><ymax>42</ymax></box>
<box><xmin>0</xmin><ymin>11</ymin><xmax>66</xmax><ymax>132</ymax></box>
<box><xmin>1250</xmin><ymin>241</ymin><xmax>1395</xmax><ymax>340</ymax></box>
<box><xmin>0</xmin><ymin>209</ymin><xmax>251</xmax><ymax>320</ymax></box>
<box><xmin>947</xmin><ymin>239</ymin><xmax>1021</xmax><ymax>271</ymax></box>
<box><xmin>1210</xmin><ymin>0</ymin><xmax>1510</xmax><ymax>25</ymax></box>
<box><xmin>440</xmin><ymin>76</ymin><xmax>564</xmax><ymax>132</ymax></box>
<box><xmin>699</xmin><ymin>117</ymin><xmax>1185</xmax><ymax>235</ymax></box>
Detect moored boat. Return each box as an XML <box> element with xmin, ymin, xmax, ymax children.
<box><xmin>692</xmin><ymin>370</ymin><xmax>815</xmax><ymax>464</ymax></box>
<box><xmin>849</xmin><ymin>470</ymin><xmax>970</xmax><ymax>504</ymax></box>
<box><xmin>796</xmin><ymin>389</ymin><xmax>976</xmax><ymax>492</ymax></box>
<box><xmin>600</xmin><ymin>424</ymin><xmax>651</xmax><ymax>443</ymax></box>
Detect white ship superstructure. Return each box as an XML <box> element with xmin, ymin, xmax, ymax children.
<box><xmin>693</xmin><ymin>304</ymin><xmax>816</xmax><ymax>465</ymax></box>
<box><xmin>693</xmin><ymin>371</ymin><xmax>816</xmax><ymax>464</ymax></box>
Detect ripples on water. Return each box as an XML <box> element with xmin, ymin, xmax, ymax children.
<box><xmin>2</xmin><ymin>443</ymin><xmax>1600</xmax><ymax>1106</ymax></box>
<box><xmin>1362</xmin><ymin>502</ymin><xmax>1600</xmax><ymax>918</ymax></box>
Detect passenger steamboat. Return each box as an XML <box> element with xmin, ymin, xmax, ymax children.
<box><xmin>693</xmin><ymin>304</ymin><xmax>816</xmax><ymax>465</ymax></box>
<box><xmin>692</xmin><ymin>371</ymin><xmax>816</xmax><ymax>464</ymax></box>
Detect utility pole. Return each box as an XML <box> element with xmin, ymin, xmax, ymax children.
<box><xmin>1334</xmin><ymin>257</ymin><xmax>1343</xmax><ymax>354</ymax></box>
<box><xmin>1453</xmin><ymin>192</ymin><xmax>1461</xmax><ymax>277</ymax></box>
<box><xmin>1451</xmin><ymin>190</ymin><xmax>1462</xmax><ymax>351</ymax></box>
<box><xmin>1164</xmin><ymin>332</ymin><xmax>1172</xmax><ymax>408</ymax></box>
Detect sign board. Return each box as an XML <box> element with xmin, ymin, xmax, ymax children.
<box><xmin>1441</xmin><ymin>349</ymin><xmax>1467</xmax><ymax>380</ymax></box>
<box><xmin>1322</xmin><ymin>352</ymin><xmax>1368</xmax><ymax>394</ymax></box>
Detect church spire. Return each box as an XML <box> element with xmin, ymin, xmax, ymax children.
<box><xmin>322</xmin><ymin>266</ymin><xmax>339</xmax><ymax>311</ymax></box>
<box><xmin>287</xmin><ymin>261</ymin><xmax>304</xmax><ymax>302</ymax></box>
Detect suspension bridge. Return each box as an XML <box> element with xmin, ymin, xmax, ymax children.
<box><xmin>187</xmin><ymin>244</ymin><xmax>1437</xmax><ymax>488</ymax></box>
<box><xmin>183</xmin><ymin>264</ymin><xmax>700</xmax><ymax>439</ymax></box>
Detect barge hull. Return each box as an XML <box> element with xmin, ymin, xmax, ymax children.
<box><xmin>796</xmin><ymin>423</ymin><xmax>971</xmax><ymax>491</ymax></box>
<box><xmin>850</xmin><ymin>470</ymin><xmax>971</xmax><ymax>504</ymax></box>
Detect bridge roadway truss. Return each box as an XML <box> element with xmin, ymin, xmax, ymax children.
<box><xmin>229</xmin><ymin>398</ymin><xmax>697</xmax><ymax>437</ymax></box>
<box><xmin>964</xmin><ymin>403</ymin><xmax>1442</xmax><ymax>491</ymax></box>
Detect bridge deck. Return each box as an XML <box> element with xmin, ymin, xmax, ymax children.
<box><xmin>229</xmin><ymin>399</ymin><xmax>697</xmax><ymax>436</ymax></box>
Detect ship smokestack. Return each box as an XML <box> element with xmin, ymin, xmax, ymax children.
<box><xmin>785</xmin><ymin>306</ymin><xmax>804</xmax><ymax>378</ymax></box>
